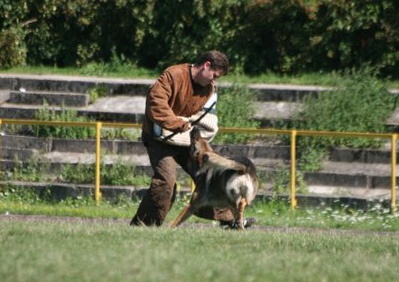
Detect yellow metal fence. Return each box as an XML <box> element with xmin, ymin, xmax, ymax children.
<box><xmin>0</xmin><ymin>119</ymin><xmax>397</xmax><ymax>212</ymax></box>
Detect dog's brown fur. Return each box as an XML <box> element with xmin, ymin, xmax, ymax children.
<box><xmin>169</xmin><ymin>127</ymin><xmax>259</xmax><ymax>230</ymax></box>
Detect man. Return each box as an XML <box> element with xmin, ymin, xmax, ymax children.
<box><xmin>130</xmin><ymin>50</ymin><xmax>255</xmax><ymax>229</ymax></box>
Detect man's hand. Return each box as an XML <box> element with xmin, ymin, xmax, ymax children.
<box><xmin>181</xmin><ymin>122</ymin><xmax>192</xmax><ymax>132</ymax></box>
<box><xmin>178</xmin><ymin>116</ymin><xmax>191</xmax><ymax>132</ymax></box>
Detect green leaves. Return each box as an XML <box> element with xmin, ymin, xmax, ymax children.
<box><xmin>2</xmin><ymin>1</ymin><xmax>399</xmax><ymax>78</ymax></box>
<box><xmin>293</xmin><ymin>68</ymin><xmax>396</xmax><ymax>170</ymax></box>
<box><xmin>214</xmin><ymin>83</ymin><xmax>260</xmax><ymax>144</ymax></box>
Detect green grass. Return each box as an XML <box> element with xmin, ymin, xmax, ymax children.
<box><xmin>1</xmin><ymin>193</ymin><xmax>399</xmax><ymax>232</ymax></box>
<box><xmin>2</xmin><ymin>65</ymin><xmax>399</xmax><ymax>88</ymax></box>
<box><xmin>0</xmin><ymin>218</ymin><xmax>398</xmax><ymax>282</ymax></box>
<box><xmin>0</xmin><ymin>65</ymin><xmax>159</xmax><ymax>79</ymax></box>
<box><xmin>1</xmin><ymin>193</ymin><xmax>399</xmax><ymax>281</ymax></box>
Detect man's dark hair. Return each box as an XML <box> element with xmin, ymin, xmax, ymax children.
<box><xmin>194</xmin><ymin>50</ymin><xmax>229</xmax><ymax>75</ymax></box>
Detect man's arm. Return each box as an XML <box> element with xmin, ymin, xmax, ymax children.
<box><xmin>146</xmin><ymin>71</ymin><xmax>190</xmax><ymax>133</ymax></box>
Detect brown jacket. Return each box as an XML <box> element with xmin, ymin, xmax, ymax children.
<box><xmin>142</xmin><ymin>63</ymin><xmax>214</xmax><ymax>136</ymax></box>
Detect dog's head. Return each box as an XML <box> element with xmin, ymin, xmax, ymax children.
<box><xmin>190</xmin><ymin>126</ymin><xmax>213</xmax><ymax>167</ymax></box>
<box><xmin>190</xmin><ymin>127</ymin><xmax>250</xmax><ymax>174</ymax></box>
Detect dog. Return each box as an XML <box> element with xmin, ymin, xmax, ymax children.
<box><xmin>169</xmin><ymin>127</ymin><xmax>259</xmax><ymax>230</ymax></box>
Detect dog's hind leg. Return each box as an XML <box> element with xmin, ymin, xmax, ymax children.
<box><xmin>236</xmin><ymin>198</ymin><xmax>248</xmax><ymax>230</ymax></box>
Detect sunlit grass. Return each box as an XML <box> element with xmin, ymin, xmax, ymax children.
<box><xmin>0</xmin><ymin>218</ymin><xmax>398</xmax><ymax>282</ymax></box>
<box><xmin>0</xmin><ymin>65</ymin><xmax>159</xmax><ymax>79</ymax></box>
<box><xmin>1</xmin><ymin>193</ymin><xmax>399</xmax><ymax>232</ymax></box>
<box><xmin>3</xmin><ymin>65</ymin><xmax>399</xmax><ymax>88</ymax></box>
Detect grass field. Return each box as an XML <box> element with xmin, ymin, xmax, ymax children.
<box><xmin>1</xmin><ymin>197</ymin><xmax>399</xmax><ymax>282</ymax></box>
<box><xmin>1</xmin><ymin>216</ymin><xmax>399</xmax><ymax>282</ymax></box>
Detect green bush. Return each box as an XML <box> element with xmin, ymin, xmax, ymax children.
<box><xmin>0</xmin><ymin>27</ymin><xmax>26</xmax><ymax>68</ymax></box>
<box><xmin>60</xmin><ymin>161</ymin><xmax>150</xmax><ymax>186</ymax></box>
<box><xmin>87</xmin><ymin>85</ymin><xmax>107</xmax><ymax>103</ymax></box>
<box><xmin>32</xmin><ymin>104</ymin><xmax>97</xmax><ymax>139</ymax></box>
<box><xmin>306</xmin><ymin>0</ymin><xmax>399</xmax><ymax>76</ymax></box>
<box><xmin>214</xmin><ymin>84</ymin><xmax>260</xmax><ymax>144</ymax></box>
<box><xmin>136</xmin><ymin>0</ymin><xmax>244</xmax><ymax>69</ymax></box>
<box><xmin>28</xmin><ymin>103</ymin><xmax>139</xmax><ymax>140</ymax></box>
<box><xmin>2</xmin><ymin>155</ymin><xmax>150</xmax><ymax>187</ymax></box>
<box><xmin>293</xmin><ymin>67</ymin><xmax>397</xmax><ymax>167</ymax></box>
<box><xmin>2</xmin><ymin>0</ymin><xmax>399</xmax><ymax>77</ymax></box>
<box><xmin>3</xmin><ymin>159</ymin><xmax>50</xmax><ymax>182</ymax></box>
<box><xmin>80</xmin><ymin>48</ymin><xmax>137</xmax><ymax>77</ymax></box>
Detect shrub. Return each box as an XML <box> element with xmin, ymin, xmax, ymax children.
<box><xmin>214</xmin><ymin>84</ymin><xmax>260</xmax><ymax>144</ymax></box>
<box><xmin>60</xmin><ymin>161</ymin><xmax>150</xmax><ymax>186</ymax></box>
<box><xmin>0</xmin><ymin>27</ymin><xmax>26</xmax><ymax>68</ymax></box>
<box><xmin>293</xmin><ymin>67</ymin><xmax>397</xmax><ymax>168</ymax></box>
<box><xmin>28</xmin><ymin>103</ymin><xmax>139</xmax><ymax>140</ymax></box>
<box><xmin>32</xmin><ymin>103</ymin><xmax>97</xmax><ymax>139</ymax></box>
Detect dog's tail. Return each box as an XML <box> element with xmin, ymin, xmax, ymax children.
<box><xmin>201</xmin><ymin>152</ymin><xmax>248</xmax><ymax>173</ymax></box>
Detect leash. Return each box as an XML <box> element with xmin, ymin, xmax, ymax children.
<box><xmin>162</xmin><ymin>101</ymin><xmax>216</xmax><ymax>142</ymax></box>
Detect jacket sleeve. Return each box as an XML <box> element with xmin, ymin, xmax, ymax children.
<box><xmin>146</xmin><ymin>71</ymin><xmax>188</xmax><ymax>132</ymax></box>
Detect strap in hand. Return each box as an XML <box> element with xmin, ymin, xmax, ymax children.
<box><xmin>162</xmin><ymin>101</ymin><xmax>216</xmax><ymax>142</ymax></box>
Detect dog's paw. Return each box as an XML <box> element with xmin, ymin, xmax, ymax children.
<box><xmin>168</xmin><ymin>221</ymin><xmax>177</xmax><ymax>229</ymax></box>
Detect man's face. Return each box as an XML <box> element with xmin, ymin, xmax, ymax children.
<box><xmin>196</xmin><ymin>61</ymin><xmax>224</xmax><ymax>86</ymax></box>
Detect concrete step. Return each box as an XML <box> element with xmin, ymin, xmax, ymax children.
<box><xmin>0</xmin><ymin>74</ymin><xmax>152</xmax><ymax>96</ymax></box>
<box><xmin>2</xmin><ymin>74</ymin><xmax>399</xmax><ymax>128</ymax></box>
<box><xmin>0</xmin><ymin>74</ymin><xmax>399</xmax><ymax>206</ymax></box>
<box><xmin>1</xmin><ymin>95</ymin><xmax>300</xmax><ymax>127</ymax></box>
<box><xmin>0</xmin><ymin>134</ymin><xmax>397</xmax><ymax>206</ymax></box>
<box><xmin>329</xmin><ymin>147</ymin><xmax>397</xmax><ymax>163</ymax></box>
<box><xmin>1</xmin><ymin>180</ymin><xmax>392</xmax><ymax>210</ymax></box>
<box><xmin>0</xmin><ymin>147</ymin><xmax>40</xmax><ymax>160</ymax></box>
<box><xmin>1</xmin><ymin>73</ymin><xmax>397</xmax><ymax>102</ymax></box>
<box><xmin>0</xmin><ymin>156</ymin><xmax>395</xmax><ymax>204</ymax></box>
<box><xmin>249</xmin><ymin>83</ymin><xmax>327</xmax><ymax>101</ymax></box>
<box><xmin>0</xmin><ymin>135</ymin><xmax>147</xmax><ymax>155</ymax></box>
<box><xmin>0</xmin><ymin>74</ymin><xmax>326</xmax><ymax>100</ymax></box>
<box><xmin>9</xmin><ymin>90</ymin><xmax>89</xmax><ymax>107</ymax></box>
<box><xmin>0</xmin><ymin>135</ymin><xmax>290</xmax><ymax>158</ymax></box>
<box><xmin>1</xmin><ymin>134</ymin><xmax>398</xmax><ymax>164</ymax></box>
<box><xmin>0</xmin><ymin>102</ymin><xmax>144</xmax><ymax>122</ymax></box>
<box><xmin>304</xmin><ymin>162</ymin><xmax>397</xmax><ymax>189</ymax></box>
<box><xmin>253</xmin><ymin>101</ymin><xmax>302</xmax><ymax>120</ymax></box>
<box><xmin>1</xmin><ymin>146</ymin><xmax>397</xmax><ymax>190</ymax></box>
<box><xmin>386</xmin><ymin>107</ymin><xmax>399</xmax><ymax>129</ymax></box>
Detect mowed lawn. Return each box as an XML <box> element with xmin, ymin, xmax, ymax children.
<box><xmin>1</xmin><ymin>216</ymin><xmax>399</xmax><ymax>282</ymax></box>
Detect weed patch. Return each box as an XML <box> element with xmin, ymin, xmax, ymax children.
<box><xmin>214</xmin><ymin>83</ymin><xmax>260</xmax><ymax>144</ymax></box>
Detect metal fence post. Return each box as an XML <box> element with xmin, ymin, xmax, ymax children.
<box><xmin>0</xmin><ymin>119</ymin><xmax>2</xmax><ymax>192</ymax></box>
<box><xmin>290</xmin><ymin>130</ymin><xmax>298</xmax><ymax>208</ymax></box>
<box><xmin>95</xmin><ymin>122</ymin><xmax>102</xmax><ymax>204</ymax></box>
<box><xmin>391</xmin><ymin>134</ymin><xmax>397</xmax><ymax>213</ymax></box>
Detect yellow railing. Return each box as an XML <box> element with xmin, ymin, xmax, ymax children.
<box><xmin>0</xmin><ymin>119</ymin><xmax>141</xmax><ymax>203</ymax></box>
<box><xmin>221</xmin><ymin>127</ymin><xmax>398</xmax><ymax>213</ymax></box>
<box><xmin>0</xmin><ymin>119</ymin><xmax>397</xmax><ymax>212</ymax></box>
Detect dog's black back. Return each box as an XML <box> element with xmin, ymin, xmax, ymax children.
<box><xmin>193</xmin><ymin>155</ymin><xmax>258</xmax><ymax>210</ymax></box>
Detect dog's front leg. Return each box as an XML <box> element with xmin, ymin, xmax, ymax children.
<box><xmin>169</xmin><ymin>204</ymin><xmax>194</xmax><ymax>228</ymax></box>
<box><xmin>169</xmin><ymin>192</ymin><xmax>199</xmax><ymax>228</ymax></box>
<box><xmin>237</xmin><ymin>198</ymin><xmax>248</xmax><ymax>230</ymax></box>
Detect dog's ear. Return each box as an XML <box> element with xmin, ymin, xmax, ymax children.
<box><xmin>190</xmin><ymin>126</ymin><xmax>213</xmax><ymax>164</ymax></box>
<box><xmin>190</xmin><ymin>126</ymin><xmax>201</xmax><ymax>141</ymax></box>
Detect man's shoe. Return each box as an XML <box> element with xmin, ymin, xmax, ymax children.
<box><xmin>220</xmin><ymin>217</ymin><xmax>257</xmax><ymax>230</ymax></box>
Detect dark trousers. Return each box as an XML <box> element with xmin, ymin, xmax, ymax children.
<box><xmin>130</xmin><ymin>134</ymin><xmax>234</xmax><ymax>226</ymax></box>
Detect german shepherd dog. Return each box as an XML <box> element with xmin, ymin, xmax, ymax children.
<box><xmin>169</xmin><ymin>127</ymin><xmax>259</xmax><ymax>230</ymax></box>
